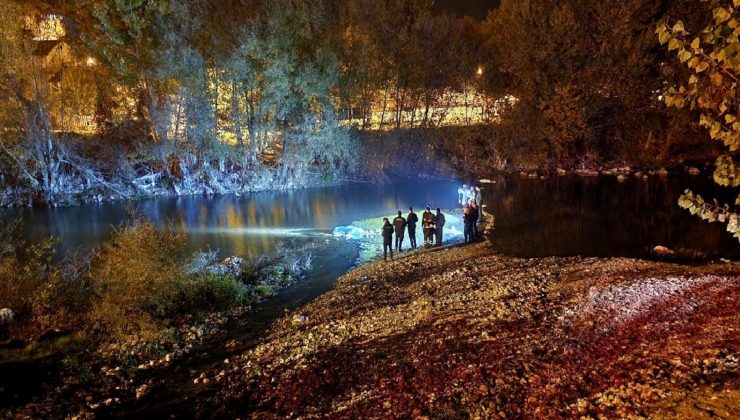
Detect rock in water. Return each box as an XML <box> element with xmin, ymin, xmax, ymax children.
<box><xmin>653</xmin><ymin>245</ymin><xmax>676</xmax><ymax>255</ymax></box>
<box><xmin>0</xmin><ymin>308</ymin><xmax>14</xmax><ymax>324</ymax></box>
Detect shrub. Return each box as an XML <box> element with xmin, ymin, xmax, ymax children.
<box><xmin>254</xmin><ymin>284</ymin><xmax>276</xmax><ymax>298</ymax></box>
<box><xmin>0</xmin><ymin>219</ymin><xmax>91</xmax><ymax>340</ymax></box>
<box><xmin>88</xmin><ymin>219</ymin><xmax>190</xmax><ymax>339</ymax></box>
<box><xmin>178</xmin><ymin>274</ymin><xmax>248</xmax><ymax>312</ymax></box>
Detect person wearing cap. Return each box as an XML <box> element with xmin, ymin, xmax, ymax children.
<box><xmin>392</xmin><ymin>210</ymin><xmax>407</xmax><ymax>252</ymax></box>
<box><xmin>422</xmin><ymin>207</ymin><xmax>436</xmax><ymax>246</ymax></box>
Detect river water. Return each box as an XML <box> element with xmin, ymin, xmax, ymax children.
<box><xmin>9</xmin><ymin>173</ymin><xmax>740</xmax><ymax>261</ymax></box>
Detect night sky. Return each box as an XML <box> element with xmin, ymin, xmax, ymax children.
<box><xmin>433</xmin><ymin>0</ymin><xmax>500</xmax><ymax>20</ymax></box>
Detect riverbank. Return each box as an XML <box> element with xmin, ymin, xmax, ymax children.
<box><xmin>199</xmin><ymin>242</ymin><xmax>739</xmax><ymax>418</ymax></box>
<box><xmin>0</xmin><ymin>219</ymin><xmax>319</xmax><ymax>416</ymax></box>
<box><xmin>0</xmin><ymin>164</ymin><xmax>344</xmax><ymax>208</ymax></box>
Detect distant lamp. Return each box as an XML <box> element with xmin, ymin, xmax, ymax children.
<box><xmin>85</xmin><ymin>57</ymin><xmax>97</xmax><ymax>66</ymax></box>
<box><xmin>476</xmin><ymin>66</ymin><xmax>483</xmax><ymax>76</ymax></box>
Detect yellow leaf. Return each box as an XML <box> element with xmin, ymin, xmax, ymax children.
<box><xmin>712</xmin><ymin>72</ymin><xmax>724</xmax><ymax>86</ymax></box>
<box><xmin>726</xmin><ymin>114</ymin><xmax>737</xmax><ymax>124</ymax></box>
<box><xmin>668</xmin><ymin>38</ymin><xmax>681</xmax><ymax>51</ymax></box>
<box><xmin>679</xmin><ymin>50</ymin><xmax>692</xmax><ymax>63</ymax></box>
<box><xmin>658</xmin><ymin>31</ymin><xmax>670</xmax><ymax>44</ymax></box>
<box><xmin>695</xmin><ymin>61</ymin><xmax>709</xmax><ymax>72</ymax></box>
<box><xmin>672</xmin><ymin>21</ymin><xmax>685</xmax><ymax>32</ymax></box>
<box><xmin>715</xmin><ymin>8</ymin><xmax>731</xmax><ymax>24</ymax></box>
<box><xmin>691</xmin><ymin>38</ymin><xmax>700</xmax><ymax>49</ymax></box>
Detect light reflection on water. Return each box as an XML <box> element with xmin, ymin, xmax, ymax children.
<box><xmin>11</xmin><ymin>181</ymin><xmax>461</xmax><ymax>258</ymax></box>
<box><xmin>7</xmin><ymin>174</ymin><xmax>739</xmax><ymax>261</ymax></box>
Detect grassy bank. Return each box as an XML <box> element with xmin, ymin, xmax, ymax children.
<box><xmin>0</xmin><ymin>218</ymin><xmax>315</xmax><ymax>415</ymax></box>
<box><xmin>204</xmin><ymin>242</ymin><xmax>739</xmax><ymax>418</ymax></box>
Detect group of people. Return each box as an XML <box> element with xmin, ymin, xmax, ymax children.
<box><xmin>381</xmin><ymin>207</ymin><xmax>445</xmax><ymax>261</ymax></box>
<box><xmin>460</xmin><ymin>183</ymin><xmax>484</xmax><ymax>244</ymax></box>
<box><xmin>379</xmin><ymin>183</ymin><xmax>484</xmax><ymax>261</ymax></box>
<box><xmin>458</xmin><ymin>184</ymin><xmax>482</xmax><ymax>207</ymax></box>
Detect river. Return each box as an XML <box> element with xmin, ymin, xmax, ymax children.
<box><xmin>9</xmin><ymin>173</ymin><xmax>740</xmax><ymax>261</ymax></box>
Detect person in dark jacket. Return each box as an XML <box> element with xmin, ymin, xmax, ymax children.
<box><xmin>463</xmin><ymin>206</ymin><xmax>473</xmax><ymax>243</ymax></box>
<box><xmin>381</xmin><ymin>218</ymin><xmax>394</xmax><ymax>261</ymax></box>
<box><xmin>435</xmin><ymin>208</ymin><xmax>446</xmax><ymax>246</ymax></box>
<box><xmin>470</xmin><ymin>200</ymin><xmax>479</xmax><ymax>239</ymax></box>
<box><xmin>407</xmin><ymin>207</ymin><xmax>418</xmax><ymax>249</ymax></box>
<box><xmin>392</xmin><ymin>211</ymin><xmax>407</xmax><ymax>252</ymax></box>
<box><xmin>422</xmin><ymin>207</ymin><xmax>436</xmax><ymax>246</ymax></box>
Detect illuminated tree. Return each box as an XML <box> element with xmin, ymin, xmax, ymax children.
<box><xmin>657</xmin><ymin>0</ymin><xmax>740</xmax><ymax>240</ymax></box>
<box><xmin>0</xmin><ymin>0</ymin><xmax>63</xmax><ymax>203</ymax></box>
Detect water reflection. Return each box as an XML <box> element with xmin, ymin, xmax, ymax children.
<box><xmin>8</xmin><ymin>175</ymin><xmax>739</xmax><ymax>260</ymax></box>
<box><xmin>480</xmin><ymin>173</ymin><xmax>740</xmax><ymax>259</ymax></box>
<box><xmin>11</xmin><ymin>181</ymin><xmax>460</xmax><ymax>258</ymax></box>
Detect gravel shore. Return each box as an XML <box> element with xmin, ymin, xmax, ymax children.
<box><xmin>205</xmin><ymin>242</ymin><xmax>740</xmax><ymax>418</ymax></box>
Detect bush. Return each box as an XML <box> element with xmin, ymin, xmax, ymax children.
<box><xmin>0</xmin><ymin>216</ymin><xmax>294</xmax><ymax>344</ymax></box>
<box><xmin>88</xmin><ymin>219</ymin><xmax>190</xmax><ymax>339</ymax></box>
<box><xmin>254</xmin><ymin>284</ymin><xmax>276</xmax><ymax>298</ymax></box>
<box><xmin>178</xmin><ymin>274</ymin><xmax>248</xmax><ymax>312</ymax></box>
<box><xmin>88</xmin><ymin>219</ymin><xmax>253</xmax><ymax>340</ymax></box>
<box><xmin>0</xmin><ymin>220</ymin><xmax>91</xmax><ymax>340</ymax></box>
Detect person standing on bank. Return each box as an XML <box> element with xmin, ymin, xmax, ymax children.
<box><xmin>435</xmin><ymin>208</ymin><xmax>446</xmax><ymax>246</ymax></box>
<box><xmin>475</xmin><ymin>186</ymin><xmax>483</xmax><ymax>223</ymax></box>
<box><xmin>470</xmin><ymin>200</ymin><xmax>479</xmax><ymax>239</ymax></box>
<box><xmin>458</xmin><ymin>184</ymin><xmax>467</xmax><ymax>205</ymax></box>
<box><xmin>407</xmin><ymin>207</ymin><xmax>418</xmax><ymax>249</ymax></box>
<box><xmin>382</xmin><ymin>217</ymin><xmax>394</xmax><ymax>261</ymax></box>
<box><xmin>422</xmin><ymin>207</ymin><xmax>436</xmax><ymax>246</ymax></box>
<box><xmin>463</xmin><ymin>206</ymin><xmax>473</xmax><ymax>243</ymax></box>
<box><xmin>392</xmin><ymin>211</ymin><xmax>407</xmax><ymax>252</ymax></box>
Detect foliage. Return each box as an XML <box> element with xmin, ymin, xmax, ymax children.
<box><xmin>178</xmin><ymin>274</ymin><xmax>248</xmax><ymax>312</ymax></box>
<box><xmin>0</xmin><ymin>219</ymin><xmax>92</xmax><ymax>339</ymax></box>
<box><xmin>485</xmin><ymin>0</ymin><xmax>676</xmax><ymax>163</ymax></box>
<box><xmin>87</xmin><ymin>219</ymin><xmax>190</xmax><ymax>338</ymax></box>
<box><xmin>658</xmin><ymin>0</ymin><xmax>740</xmax><ymax>240</ymax></box>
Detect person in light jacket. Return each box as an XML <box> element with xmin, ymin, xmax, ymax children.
<box><xmin>422</xmin><ymin>207</ymin><xmax>436</xmax><ymax>246</ymax></box>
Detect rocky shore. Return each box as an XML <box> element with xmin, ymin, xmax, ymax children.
<box><xmin>200</xmin><ymin>242</ymin><xmax>739</xmax><ymax>418</ymax></box>
<box><xmin>2</xmin><ymin>224</ymin><xmax>738</xmax><ymax>418</ymax></box>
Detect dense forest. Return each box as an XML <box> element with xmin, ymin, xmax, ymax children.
<box><xmin>0</xmin><ymin>0</ymin><xmax>724</xmax><ymax>206</ymax></box>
